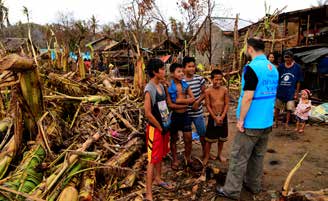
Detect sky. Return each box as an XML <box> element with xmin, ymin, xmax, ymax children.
<box><xmin>4</xmin><ymin>0</ymin><xmax>320</xmax><ymax>26</ymax></box>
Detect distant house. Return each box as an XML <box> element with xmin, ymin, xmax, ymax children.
<box><xmin>103</xmin><ymin>38</ymin><xmax>152</xmax><ymax>75</ymax></box>
<box><xmin>238</xmin><ymin>5</ymin><xmax>328</xmax><ymax>100</ymax></box>
<box><xmin>238</xmin><ymin>5</ymin><xmax>328</xmax><ymax>53</ymax></box>
<box><xmin>0</xmin><ymin>37</ymin><xmax>38</xmax><ymax>56</ymax></box>
<box><xmin>151</xmin><ymin>39</ymin><xmax>182</xmax><ymax>57</ymax></box>
<box><xmin>85</xmin><ymin>36</ymin><xmax>118</xmax><ymax>52</ymax></box>
<box><xmin>188</xmin><ymin>16</ymin><xmax>251</xmax><ymax>67</ymax></box>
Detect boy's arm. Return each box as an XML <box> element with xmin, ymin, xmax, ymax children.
<box><xmin>144</xmin><ymin>92</ymin><xmax>162</xmax><ymax>131</ymax></box>
<box><xmin>176</xmin><ymin>87</ymin><xmax>195</xmax><ymax>104</ymax></box>
<box><xmin>192</xmin><ymin>84</ymin><xmax>206</xmax><ymax>110</ymax></box>
<box><xmin>220</xmin><ymin>88</ymin><xmax>229</xmax><ymax>120</ymax></box>
<box><xmin>164</xmin><ymin>87</ymin><xmax>188</xmax><ymax>109</ymax></box>
<box><xmin>205</xmin><ymin>90</ymin><xmax>217</xmax><ymax>120</ymax></box>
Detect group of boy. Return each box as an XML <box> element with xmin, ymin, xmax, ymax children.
<box><xmin>144</xmin><ymin>56</ymin><xmax>229</xmax><ymax>201</ymax></box>
<box><xmin>144</xmin><ymin>37</ymin><xmax>283</xmax><ymax>201</ymax></box>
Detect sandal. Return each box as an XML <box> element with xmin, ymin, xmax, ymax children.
<box><xmin>156</xmin><ymin>181</ymin><xmax>174</xmax><ymax>190</ymax></box>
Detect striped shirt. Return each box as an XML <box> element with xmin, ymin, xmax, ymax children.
<box><xmin>184</xmin><ymin>74</ymin><xmax>206</xmax><ymax>117</ymax></box>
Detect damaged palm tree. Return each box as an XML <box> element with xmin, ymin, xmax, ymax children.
<box><xmin>0</xmin><ymin>89</ymin><xmax>23</xmax><ymax>180</ymax></box>
<box><xmin>0</xmin><ymin>53</ymin><xmax>43</xmax><ymax>138</ymax></box>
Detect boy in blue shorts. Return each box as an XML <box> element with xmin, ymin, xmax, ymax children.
<box><xmin>166</xmin><ymin>63</ymin><xmax>195</xmax><ymax>170</ymax></box>
<box><xmin>183</xmin><ymin>56</ymin><xmax>207</xmax><ymax>157</ymax></box>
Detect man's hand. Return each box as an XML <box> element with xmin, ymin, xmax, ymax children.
<box><xmin>237</xmin><ymin>120</ymin><xmax>245</xmax><ymax>133</ymax></box>
<box><xmin>192</xmin><ymin>101</ymin><xmax>199</xmax><ymax>110</ymax></box>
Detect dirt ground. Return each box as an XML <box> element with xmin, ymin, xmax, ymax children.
<box><xmin>150</xmin><ymin>104</ymin><xmax>328</xmax><ymax>201</ymax></box>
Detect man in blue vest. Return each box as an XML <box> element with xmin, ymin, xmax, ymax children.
<box><xmin>216</xmin><ymin>38</ymin><xmax>279</xmax><ymax>200</ymax></box>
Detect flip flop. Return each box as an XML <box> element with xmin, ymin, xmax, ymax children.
<box><xmin>156</xmin><ymin>181</ymin><xmax>174</xmax><ymax>190</ymax></box>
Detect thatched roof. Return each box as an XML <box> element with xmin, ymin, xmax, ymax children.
<box><xmin>151</xmin><ymin>39</ymin><xmax>182</xmax><ymax>55</ymax></box>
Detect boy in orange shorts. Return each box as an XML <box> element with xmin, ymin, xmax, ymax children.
<box><xmin>144</xmin><ymin>59</ymin><xmax>173</xmax><ymax>201</ymax></box>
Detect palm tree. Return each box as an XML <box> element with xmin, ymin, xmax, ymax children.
<box><xmin>89</xmin><ymin>15</ymin><xmax>98</xmax><ymax>38</ymax></box>
<box><xmin>312</xmin><ymin>0</ymin><xmax>328</xmax><ymax>7</ymax></box>
<box><xmin>0</xmin><ymin>0</ymin><xmax>10</xmax><ymax>29</ymax></box>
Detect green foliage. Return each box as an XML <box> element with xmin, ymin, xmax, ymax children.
<box><xmin>0</xmin><ymin>145</ymin><xmax>46</xmax><ymax>200</ymax></box>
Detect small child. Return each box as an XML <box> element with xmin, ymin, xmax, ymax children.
<box><xmin>166</xmin><ymin>63</ymin><xmax>195</xmax><ymax>170</ymax></box>
<box><xmin>294</xmin><ymin>89</ymin><xmax>312</xmax><ymax>133</ymax></box>
<box><xmin>203</xmin><ymin>69</ymin><xmax>229</xmax><ymax>166</ymax></box>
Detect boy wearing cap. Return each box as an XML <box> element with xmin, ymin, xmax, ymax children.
<box><xmin>274</xmin><ymin>51</ymin><xmax>303</xmax><ymax>129</ymax></box>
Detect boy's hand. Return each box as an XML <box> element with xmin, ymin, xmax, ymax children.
<box><xmin>188</xmin><ymin>97</ymin><xmax>196</xmax><ymax>104</ymax></box>
<box><xmin>160</xmin><ymin>80</ymin><xmax>170</xmax><ymax>87</ymax></box>
<box><xmin>215</xmin><ymin>116</ymin><xmax>223</xmax><ymax>125</ymax></box>
<box><xmin>192</xmin><ymin>101</ymin><xmax>199</xmax><ymax>110</ymax></box>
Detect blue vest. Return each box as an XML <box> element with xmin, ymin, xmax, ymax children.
<box><xmin>168</xmin><ymin>79</ymin><xmax>189</xmax><ymax>103</ymax></box>
<box><xmin>236</xmin><ymin>54</ymin><xmax>279</xmax><ymax>129</ymax></box>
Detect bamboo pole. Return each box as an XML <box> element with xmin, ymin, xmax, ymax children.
<box><xmin>105</xmin><ymin>137</ymin><xmax>143</xmax><ymax>167</ymax></box>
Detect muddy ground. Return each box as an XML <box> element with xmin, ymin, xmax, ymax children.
<box><xmin>148</xmin><ymin>104</ymin><xmax>328</xmax><ymax>201</ymax></box>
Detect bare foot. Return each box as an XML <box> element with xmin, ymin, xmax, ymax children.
<box><xmin>171</xmin><ymin>161</ymin><xmax>181</xmax><ymax>171</ymax></box>
<box><xmin>209</xmin><ymin>154</ymin><xmax>217</xmax><ymax>160</ymax></box>
<box><xmin>144</xmin><ymin>193</ymin><xmax>153</xmax><ymax>201</ymax></box>
<box><xmin>284</xmin><ymin>124</ymin><xmax>290</xmax><ymax>130</ymax></box>
<box><xmin>218</xmin><ymin>155</ymin><xmax>227</xmax><ymax>163</ymax></box>
<box><xmin>298</xmin><ymin>129</ymin><xmax>304</xmax><ymax>134</ymax></box>
<box><xmin>294</xmin><ymin>128</ymin><xmax>299</xmax><ymax>132</ymax></box>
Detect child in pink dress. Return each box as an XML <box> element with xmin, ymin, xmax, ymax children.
<box><xmin>294</xmin><ymin>89</ymin><xmax>312</xmax><ymax>133</ymax></box>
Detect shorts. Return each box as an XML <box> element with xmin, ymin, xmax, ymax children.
<box><xmin>169</xmin><ymin>112</ymin><xmax>192</xmax><ymax>135</ymax></box>
<box><xmin>275</xmin><ymin>99</ymin><xmax>295</xmax><ymax>111</ymax></box>
<box><xmin>295</xmin><ymin>116</ymin><xmax>306</xmax><ymax>123</ymax></box>
<box><xmin>190</xmin><ymin>115</ymin><xmax>206</xmax><ymax>137</ymax></box>
<box><xmin>146</xmin><ymin>124</ymin><xmax>170</xmax><ymax>164</ymax></box>
<box><xmin>205</xmin><ymin>115</ymin><xmax>228</xmax><ymax>142</ymax></box>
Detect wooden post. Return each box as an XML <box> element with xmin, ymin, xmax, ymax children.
<box><xmin>282</xmin><ymin>17</ymin><xmax>288</xmax><ymax>51</ymax></box>
<box><xmin>209</xmin><ymin>16</ymin><xmax>212</xmax><ymax>65</ymax></box>
<box><xmin>306</xmin><ymin>15</ymin><xmax>310</xmax><ymax>47</ymax></box>
<box><xmin>232</xmin><ymin>14</ymin><xmax>239</xmax><ymax>71</ymax></box>
<box><xmin>297</xmin><ymin>16</ymin><xmax>301</xmax><ymax>46</ymax></box>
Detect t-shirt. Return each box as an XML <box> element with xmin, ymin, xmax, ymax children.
<box><xmin>318</xmin><ymin>56</ymin><xmax>328</xmax><ymax>74</ymax></box>
<box><xmin>184</xmin><ymin>74</ymin><xmax>205</xmax><ymax>117</ymax></box>
<box><xmin>144</xmin><ymin>83</ymin><xmax>170</xmax><ymax>129</ymax></box>
<box><xmin>243</xmin><ymin>66</ymin><xmax>258</xmax><ymax>91</ymax></box>
<box><xmin>277</xmin><ymin>62</ymin><xmax>303</xmax><ymax>101</ymax></box>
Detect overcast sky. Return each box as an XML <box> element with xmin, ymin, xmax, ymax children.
<box><xmin>5</xmin><ymin>0</ymin><xmax>319</xmax><ymax>26</ymax></box>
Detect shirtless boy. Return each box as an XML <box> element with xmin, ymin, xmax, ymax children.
<box><xmin>166</xmin><ymin>63</ymin><xmax>195</xmax><ymax>170</ymax></box>
<box><xmin>203</xmin><ymin>69</ymin><xmax>229</xmax><ymax>166</ymax></box>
